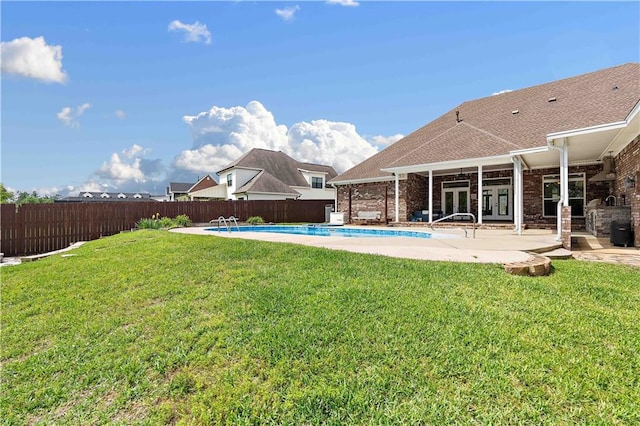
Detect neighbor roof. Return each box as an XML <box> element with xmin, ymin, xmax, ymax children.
<box><xmin>168</xmin><ymin>182</ymin><xmax>193</xmax><ymax>193</ymax></box>
<box><xmin>234</xmin><ymin>170</ymin><xmax>301</xmax><ymax>197</ymax></box>
<box><xmin>331</xmin><ymin>62</ymin><xmax>640</xmax><ymax>183</ymax></box>
<box><xmin>218</xmin><ymin>148</ymin><xmax>338</xmax><ymax>187</ymax></box>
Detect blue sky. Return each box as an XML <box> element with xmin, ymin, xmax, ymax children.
<box><xmin>2</xmin><ymin>1</ymin><xmax>638</xmax><ymax>196</ymax></box>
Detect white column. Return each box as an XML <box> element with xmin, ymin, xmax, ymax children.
<box><xmin>477</xmin><ymin>165</ymin><xmax>483</xmax><ymax>225</ymax></box>
<box><xmin>562</xmin><ymin>143</ymin><xmax>569</xmax><ymax>207</ymax></box>
<box><xmin>428</xmin><ymin>170</ymin><xmax>433</xmax><ymax>223</ymax></box>
<box><xmin>556</xmin><ymin>140</ymin><xmax>568</xmax><ymax>241</ymax></box>
<box><xmin>513</xmin><ymin>157</ymin><xmax>522</xmax><ymax>235</ymax></box>
<box><xmin>394</xmin><ymin>173</ymin><xmax>400</xmax><ymax>222</ymax></box>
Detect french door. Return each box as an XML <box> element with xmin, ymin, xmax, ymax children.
<box><xmin>482</xmin><ymin>180</ymin><xmax>512</xmax><ymax>220</ymax></box>
<box><xmin>442</xmin><ymin>181</ymin><xmax>470</xmax><ymax>217</ymax></box>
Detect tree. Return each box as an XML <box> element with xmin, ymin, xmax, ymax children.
<box><xmin>0</xmin><ymin>183</ymin><xmax>14</xmax><ymax>203</ymax></box>
<box><xmin>14</xmin><ymin>191</ymin><xmax>55</xmax><ymax>205</ymax></box>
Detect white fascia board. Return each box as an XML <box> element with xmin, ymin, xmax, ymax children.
<box><xmin>510</xmin><ymin>146</ymin><xmax>550</xmax><ymax>155</ymax></box>
<box><xmin>216</xmin><ymin>165</ymin><xmax>262</xmax><ymax>176</ymax></box>
<box><xmin>247</xmin><ymin>191</ymin><xmax>301</xmax><ymax>198</ymax></box>
<box><xmin>329</xmin><ymin>176</ymin><xmax>394</xmax><ymax>186</ymax></box>
<box><xmin>381</xmin><ymin>154</ymin><xmax>513</xmax><ymax>174</ymax></box>
<box><xmin>298</xmin><ymin>168</ymin><xmax>329</xmax><ymax>175</ymax></box>
<box><xmin>546</xmin><ymin>121</ymin><xmax>627</xmax><ymax>143</ymax></box>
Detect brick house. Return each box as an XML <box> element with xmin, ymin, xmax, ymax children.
<box><xmin>329</xmin><ymin>63</ymin><xmax>640</xmax><ymax>248</ymax></box>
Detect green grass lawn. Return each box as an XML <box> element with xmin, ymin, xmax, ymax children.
<box><xmin>2</xmin><ymin>230</ymin><xmax>639</xmax><ymax>424</ymax></box>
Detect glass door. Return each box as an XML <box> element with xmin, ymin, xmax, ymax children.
<box><xmin>481</xmin><ymin>182</ymin><xmax>512</xmax><ymax>220</ymax></box>
<box><xmin>442</xmin><ymin>180</ymin><xmax>470</xmax><ymax>217</ymax></box>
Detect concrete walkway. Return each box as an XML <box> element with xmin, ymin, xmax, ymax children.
<box><xmin>170</xmin><ymin>226</ymin><xmax>562</xmax><ymax>265</ymax></box>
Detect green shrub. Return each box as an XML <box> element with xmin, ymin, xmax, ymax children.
<box><xmin>136</xmin><ymin>214</ymin><xmax>191</xmax><ymax>229</ymax></box>
<box><xmin>136</xmin><ymin>217</ymin><xmax>161</xmax><ymax>229</ymax></box>
<box><xmin>158</xmin><ymin>217</ymin><xmax>173</xmax><ymax>228</ymax></box>
<box><xmin>174</xmin><ymin>214</ymin><xmax>191</xmax><ymax>227</ymax></box>
<box><xmin>247</xmin><ymin>216</ymin><xmax>265</xmax><ymax>225</ymax></box>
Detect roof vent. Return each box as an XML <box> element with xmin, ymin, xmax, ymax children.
<box><xmin>511</xmin><ymin>110</ymin><xmax>519</xmax><ymax>115</ymax></box>
<box><xmin>455</xmin><ymin>110</ymin><xmax>461</xmax><ymax>123</ymax></box>
<box><xmin>548</xmin><ymin>97</ymin><xmax>557</xmax><ymax>102</ymax></box>
<box><xmin>613</xmin><ymin>85</ymin><xmax>618</xmax><ymax>90</ymax></box>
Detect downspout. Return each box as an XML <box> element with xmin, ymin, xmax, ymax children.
<box><xmin>548</xmin><ymin>137</ymin><xmax>568</xmax><ymax>241</ymax></box>
<box><xmin>394</xmin><ymin>173</ymin><xmax>400</xmax><ymax>222</ymax></box>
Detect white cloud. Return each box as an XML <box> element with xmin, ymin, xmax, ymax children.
<box><xmin>94</xmin><ymin>145</ymin><xmax>165</xmax><ymax>185</ymax></box>
<box><xmin>368</xmin><ymin>134</ymin><xmax>404</xmax><ymax>148</ymax></box>
<box><xmin>62</xmin><ymin>101</ymin><xmax>397</xmax><ymax>196</ymax></box>
<box><xmin>114</xmin><ymin>109</ymin><xmax>126</xmax><ymax>119</ymax></box>
<box><xmin>1</xmin><ymin>36</ymin><xmax>67</xmax><ymax>83</ymax></box>
<box><xmin>56</xmin><ymin>103</ymin><xmax>91</xmax><ymax>127</ymax></box>
<box><xmin>168</xmin><ymin>20</ymin><xmax>212</xmax><ymax>45</ymax></box>
<box><xmin>275</xmin><ymin>5</ymin><xmax>300</xmax><ymax>21</ymax></box>
<box><xmin>326</xmin><ymin>0</ymin><xmax>359</xmax><ymax>6</ymax></box>
<box><xmin>287</xmin><ymin>120</ymin><xmax>378</xmax><ymax>173</ymax></box>
<box><xmin>492</xmin><ymin>89</ymin><xmax>512</xmax><ymax>96</ymax></box>
<box><xmin>175</xmin><ymin>101</ymin><xmax>382</xmax><ymax>175</ymax></box>
<box><xmin>122</xmin><ymin>144</ymin><xmax>147</xmax><ymax>158</ymax></box>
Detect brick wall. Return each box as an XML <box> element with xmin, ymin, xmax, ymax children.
<box><xmin>337</xmin><ymin>163</ymin><xmax>614</xmax><ymax>229</ymax></box>
<box><xmin>336</xmin><ymin>181</ymin><xmax>396</xmax><ymax>223</ymax></box>
<box><xmin>523</xmin><ymin>164</ymin><xmax>608</xmax><ymax>231</ymax></box>
<box><xmin>614</xmin><ymin>134</ymin><xmax>640</xmax><ymax>247</ymax></box>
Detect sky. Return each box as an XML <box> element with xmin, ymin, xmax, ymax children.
<box><xmin>2</xmin><ymin>1</ymin><xmax>639</xmax><ymax>196</ymax></box>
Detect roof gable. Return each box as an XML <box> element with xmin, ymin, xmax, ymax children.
<box><xmin>235</xmin><ymin>170</ymin><xmax>300</xmax><ymax>196</ymax></box>
<box><xmin>189</xmin><ymin>174</ymin><xmax>217</xmax><ymax>193</ymax></box>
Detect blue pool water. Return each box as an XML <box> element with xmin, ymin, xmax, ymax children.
<box><xmin>206</xmin><ymin>225</ymin><xmax>432</xmax><ymax>239</ymax></box>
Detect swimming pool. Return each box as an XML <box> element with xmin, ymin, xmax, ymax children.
<box><xmin>205</xmin><ymin>225</ymin><xmax>433</xmax><ymax>239</ymax></box>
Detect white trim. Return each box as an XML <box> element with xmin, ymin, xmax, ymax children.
<box><xmin>546</xmin><ymin>121</ymin><xmax>627</xmax><ymax>142</ymax></box>
<box><xmin>382</xmin><ymin>154</ymin><xmax>513</xmax><ymax>174</ymax></box>
<box><xmin>510</xmin><ymin>146</ymin><xmax>550</xmax><ymax>155</ymax></box>
<box><xmin>330</xmin><ymin>176</ymin><xmax>395</xmax><ymax>185</ymax></box>
<box><xmin>298</xmin><ymin>168</ymin><xmax>329</xmax><ymax>175</ymax></box>
<box><xmin>216</xmin><ymin>165</ymin><xmax>263</xmax><ymax>176</ymax></box>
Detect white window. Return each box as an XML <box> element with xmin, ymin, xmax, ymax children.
<box><xmin>227</xmin><ymin>173</ymin><xmax>233</xmax><ymax>186</ymax></box>
<box><xmin>311</xmin><ymin>176</ymin><xmax>323</xmax><ymax>189</ymax></box>
<box><xmin>101</xmin><ymin>193</ymin><xmax>110</xmax><ymax>198</ymax></box>
<box><xmin>543</xmin><ymin>173</ymin><xmax>585</xmax><ymax>217</ymax></box>
<box><xmin>83</xmin><ymin>192</ymin><xmax>93</xmax><ymax>198</ymax></box>
<box><xmin>117</xmin><ymin>193</ymin><xmax>127</xmax><ymax>198</ymax></box>
<box><xmin>133</xmin><ymin>193</ymin><xmax>142</xmax><ymax>199</ymax></box>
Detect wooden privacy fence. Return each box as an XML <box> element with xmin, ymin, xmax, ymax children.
<box><xmin>0</xmin><ymin>199</ymin><xmax>334</xmax><ymax>256</ymax></box>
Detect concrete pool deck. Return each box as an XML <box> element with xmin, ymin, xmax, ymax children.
<box><xmin>170</xmin><ymin>226</ymin><xmax>564</xmax><ymax>264</ymax></box>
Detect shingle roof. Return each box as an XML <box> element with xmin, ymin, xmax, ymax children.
<box><xmin>218</xmin><ymin>148</ymin><xmax>338</xmax><ymax>186</ymax></box>
<box><xmin>169</xmin><ymin>182</ymin><xmax>193</xmax><ymax>192</ymax></box>
<box><xmin>235</xmin><ymin>170</ymin><xmax>300</xmax><ymax>196</ymax></box>
<box><xmin>331</xmin><ymin>62</ymin><xmax>640</xmax><ymax>182</ymax></box>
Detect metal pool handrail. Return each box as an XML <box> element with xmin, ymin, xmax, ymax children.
<box><xmin>430</xmin><ymin>213</ymin><xmax>476</xmax><ymax>238</ymax></box>
<box><xmin>214</xmin><ymin>215</ymin><xmax>240</xmax><ymax>232</ymax></box>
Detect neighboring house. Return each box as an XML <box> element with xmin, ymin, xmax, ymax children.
<box><xmin>186</xmin><ymin>175</ymin><xmax>219</xmax><ymax>201</ymax></box>
<box><xmin>213</xmin><ymin>148</ymin><xmax>338</xmax><ymax>201</ymax></box>
<box><xmin>329</xmin><ymin>63</ymin><xmax>640</xmax><ymax>248</ymax></box>
<box><xmin>166</xmin><ymin>182</ymin><xmax>194</xmax><ymax>201</ymax></box>
<box><xmin>57</xmin><ymin>192</ymin><xmax>156</xmax><ymax>202</ymax></box>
